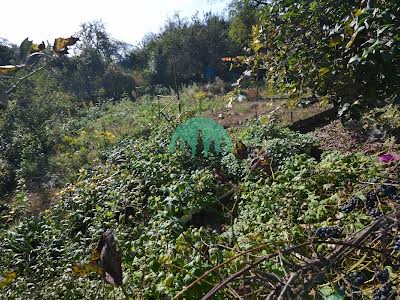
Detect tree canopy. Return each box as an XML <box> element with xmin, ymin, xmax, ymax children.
<box><xmin>125</xmin><ymin>13</ymin><xmax>242</xmax><ymax>88</ymax></box>
<box><xmin>234</xmin><ymin>0</ymin><xmax>400</xmax><ymax>120</ymax></box>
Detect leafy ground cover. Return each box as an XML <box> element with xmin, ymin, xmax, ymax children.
<box><xmin>1</xmin><ymin>99</ymin><xmax>399</xmax><ymax>299</ymax></box>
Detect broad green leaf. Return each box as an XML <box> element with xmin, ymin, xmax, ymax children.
<box><xmin>18</xmin><ymin>38</ymin><xmax>32</xmax><ymax>64</ymax></box>
<box><xmin>344</xmin><ymin>26</ymin><xmax>353</xmax><ymax>36</ymax></box>
<box><xmin>319</xmin><ymin>286</ymin><xmax>344</xmax><ymax>300</ymax></box>
<box><xmin>338</xmin><ymin>103</ymin><xmax>350</xmax><ymax>117</ymax></box>
<box><xmin>346</xmin><ymin>27</ymin><xmax>364</xmax><ymax>48</ymax></box>
<box><xmin>377</xmin><ymin>26</ymin><xmax>388</xmax><ymax>36</ymax></box>
<box><xmin>328</xmin><ymin>35</ymin><xmax>344</xmax><ymax>47</ymax></box>
<box><xmin>309</xmin><ymin>1</ymin><xmax>318</xmax><ymax>12</ymax></box>
<box><xmin>361</xmin><ymin>40</ymin><xmax>381</xmax><ymax>60</ymax></box>
<box><xmin>348</xmin><ymin>55</ymin><xmax>360</xmax><ymax>65</ymax></box>
<box><xmin>164</xmin><ymin>273</ymin><xmax>174</xmax><ymax>287</ymax></box>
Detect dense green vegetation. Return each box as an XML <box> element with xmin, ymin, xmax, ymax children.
<box><xmin>125</xmin><ymin>13</ymin><xmax>243</xmax><ymax>89</ymax></box>
<box><xmin>1</xmin><ymin>103</ymin><xmax>398</xmax><ymax>298</ymax></box>
<box><xmin>1</xmin><ymin>0</ymin><xmax>400</xmax><ymax>299</ymax></box>
<box><xmin>233</xmin><ymin>0</ymin><xmax>400</xmax><ymax>121</ymax></box>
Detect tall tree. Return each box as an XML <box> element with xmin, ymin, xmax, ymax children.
<box><xmin>0</xmin><ymin>40</ymin><xmax>15</xmax><ymax>65</ymax></box>
<box><xmin>53</xmin><ymin>21</ymin><xmax>135</xmax><ymax>102</ymax></box>
<box><xmin>228</xmin><ymin>0</ymin><xmax>259</xmax><ymax>48</ymax></box>
<box><xmin>126</xmin><ymin>13</ymin><xmax>242</xmax><ymax>88</ymax></box>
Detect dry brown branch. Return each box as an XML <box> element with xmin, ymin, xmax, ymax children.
<box><xmin>201</xmin><ymin>242</ymin><xmax>311</xmax><ymax>300</ymax></box>
<box><xmin>277</xmin><ymin>272</ymin><xmax>297</xmax><ymax>300</ymax></box>
<box><xmin>200</xmin><ymin>209</ymin><xmax>400</xmax><ymax>299</ymax></box>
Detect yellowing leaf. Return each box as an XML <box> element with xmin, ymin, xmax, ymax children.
<box><xmin>53</xmin><ymin>37</ymin><xmax>79</xmax><ymax>55</ymax></box>
<box><xmin>346</xmin><ymin>30</ymin><xmax>358</xmax><ymax>49</ymax></box>
<box><xmin>346</xmin><ymin>27</ymin><xmax>364</xmax><ymax>49</ymax></box>
<box><xmin>233</xmin><ymin>141</ymin><xmax>248</xmax><ymax>159</ymax></box>
<box><xmin>354</xmin><ymin>9</ymin><xmax>364</xmax><ymax>17</ymax></box>
<box><xmin>344</xmin><ymin>26</ymin><xmax>353</xmax><ymax>37</ymax></box>
<box><xmin>72</xmin><ymin>263</ymin><xmax>104</xmax><ymax>277</ymax></box>
<box><xmin>253</xmin><ymin>41</ymin><xmax>262</xmax><ymax>52</ymax></box>
<box><xmin>287</xmin><ymin>97</ymin><xmax>299</xmax><ymax>109</ymax></box>
<box><xmin>318</xmin><ymin>67</ymin><xmax>330</xmax><ymax>77</ymax></box>
<box><xmin>346</xmin><ymin>38</ymin><xmax>355</xmax><ymax>49</ymax></box>
<box><xmin>90</xmin><ymin>249</ymin><xmax>101</xmax><ymax>263</ymax></box>
<box><xmin>53</xmin><ymin>37</ymin><xmax>79</xmax><ymax>51</ymax></box>
<box><xmin>259</xmin><ymin>115</ymin><xmax>270</xmax><ymax>125</ymax></box>
<box><xmin>0</xmin><ymin>271</ymin><xmax>17</xmax><ymax>289</ymax></box>
<box><xmin>30</xmin><ymin>41</ymin><xmax>45</xmax><ymax>54</ymax></box>
<box><xmin>320</xmin><ymin>95</ymin><xmax>330</xmax><ymax>107</ymax></box>
<box><xmin>251</xmin><ymin>24</ymin><xmax>260</xmax><ymax>36</ymax></box>
<box><xmin>0</xmin><ymin>65</ymin><xmax>25</xmax><ymax>74</ymax></box>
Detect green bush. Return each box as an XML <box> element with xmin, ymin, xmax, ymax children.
<box><xmin>0</xmin><ymin>70</ymin><xmax>77</xmax><ymax>195</ymax></box>
<box><xmin>0</xmin><ymin>158</ymin><xmax>14</xmax><ymax>195</ymax></box>
<box><xmin>238</xmin><ymin>123</ymin><xmax>319</xmax><ymax>163</ymax></box>
<box><xmin>1</xmin><ymin>119</ymin><xmax>394</xmax><ymax>299</ymax></box>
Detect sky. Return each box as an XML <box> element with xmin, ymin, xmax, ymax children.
<box><xmin>0</xmin><ymin>0</ymin><xmax>229</xmax><ymax>46</ymax></box>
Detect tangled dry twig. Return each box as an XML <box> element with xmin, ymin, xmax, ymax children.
<box><xmin>199</xmin><ymin>208</ymin><xmax>400</xmax><ymax>299</ymax></box>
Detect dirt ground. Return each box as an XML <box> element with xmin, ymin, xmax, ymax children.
<box><xmin>312</xmin><ymin>120</ymin><xmax>400</xmax><ymax>154</ymax></box>
<box><xmin>204</xmin><ymin>96</ymin><xmax>399</xmax><ymax>155</ymax></box>
<box><xmin>203</xmin><ymin>98</ymin><xmax>329</xmax><ymax>129</ymax></box>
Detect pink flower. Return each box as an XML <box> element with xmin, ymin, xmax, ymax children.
<box><xmin>379</xmin><ymin>153</ymin><xmax>400</xmax><ymax>163</ymax></box>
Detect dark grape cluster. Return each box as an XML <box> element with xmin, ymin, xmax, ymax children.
<box><xmin>376</xmin><ymin>268</ymin><xmax>389</xmax><ymax>283</ymax></box>
<box><xmin>341</xmin><ymin>183</ymin><xmax>399</xmax><ymax>215</ymax></box>
<box><xmin>380</xmin><ymin>185</ymin><xmax>397</xmax><ymax>197</ymax></box>
<box><xmin>368</xmin><ymin>208</ymin><xmax>382</xmax><ymax>218</ymax></box>
<box><xmin>364</xmin><ymin>191</ymin><xmax>383</xmax><ymax>217</ymax></box>
<box><xmin>315</xmin><ymin>226</ymin><xmax>341</xmax><ymax>238</ymax></box>
<box><xmin>352</xmin><ymin>272</ymin><xmax>365</xmax><ymax>286</ymax></box>
<box><xmin>365</xmin><ymin>191</ymin><xmax>377</xmax><ymax>209</ymax></box>
<box><xmin>372</xmin><ymin>282</ymin><xmax>396</xmax><ymax>300</ymax></box>
<box><xmin>379</xmin><ymin>184</ymin><xmax>400</xmax><ymax>202</ymax></box>
<box><xmin>394</xmin><ymin>236</ymin><xmax>400</xmax><ymax>251</ymax></box>
<box><xmin>340</xmin><ymin>196</ymin><xmax>360</xmax><ymax>213</ymax></box>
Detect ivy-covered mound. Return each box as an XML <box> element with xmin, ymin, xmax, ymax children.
<box><xmin>0</xmin><ymin>122</ymin><xmax>399</xmax><ymax>299</ymax></box>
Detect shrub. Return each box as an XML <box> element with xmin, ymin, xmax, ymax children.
<box><xmin>0</xmin><ymin>158</ymin><xmax>14</xmax><ymax>195</ymax></box>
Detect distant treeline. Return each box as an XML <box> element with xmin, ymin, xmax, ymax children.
<box><xmin>0</xmin><ymin>2</ymin><xmax>258</xmax><ymax>101</ymax></box>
